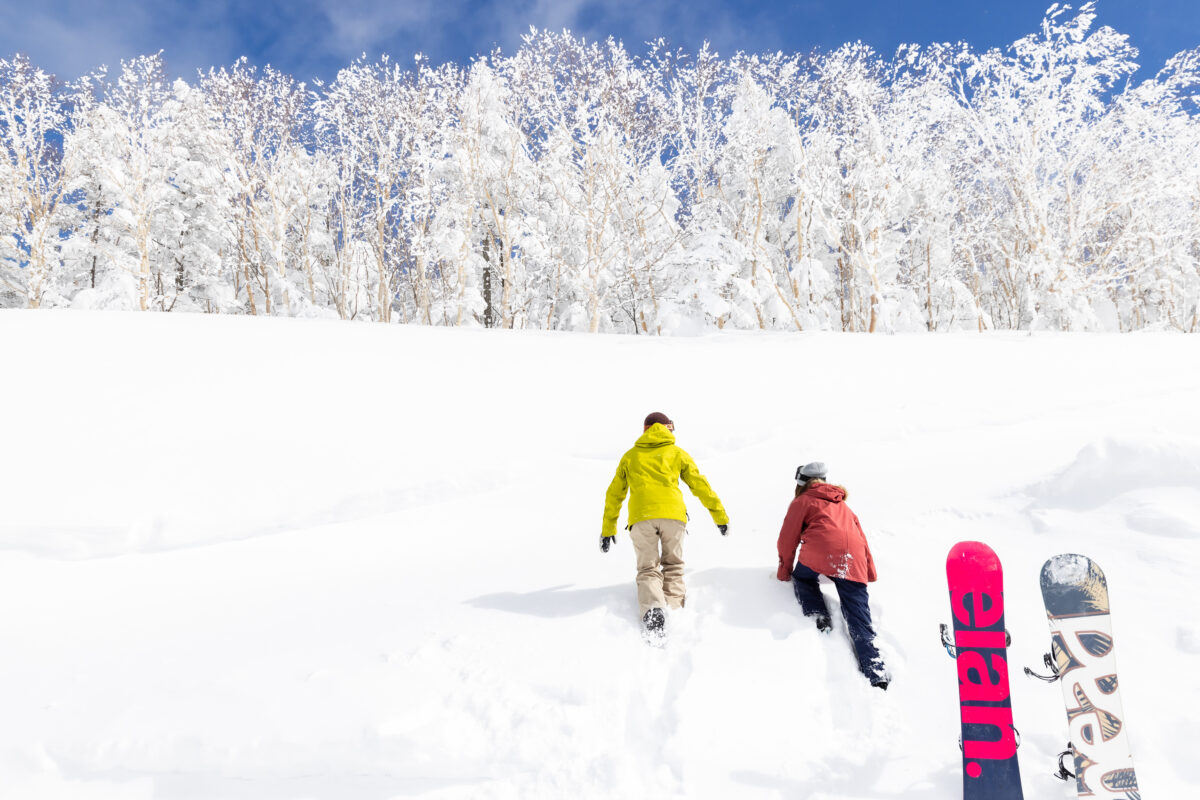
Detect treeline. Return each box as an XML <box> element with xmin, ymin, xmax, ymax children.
<box><xmin>2</xmin><ymin>3</ymin><xmax>1199</xmax><ymax>332</ymax></box>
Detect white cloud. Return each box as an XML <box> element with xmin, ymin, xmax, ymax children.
<box><xmin>311</xmin><ymin>0</ymin><xmax>470</xmax><ymax>60</ymax></box>
<box><xmin>0</xmin><ymin>0</ymin><xmax>786</xmax><ymax>86</ymax></box>
<box><xmin>0</xmin><ymin>0</ymin><xmax>242</xmax><ymax>80</ymax></box>
<box><xmin>472</xmin><ymin>0</ymin><xmax>771</xmax><ymax>60</ymax></box>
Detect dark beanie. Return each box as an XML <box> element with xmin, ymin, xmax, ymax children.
<box><xmin>644</xmin><ymin>411</ymin><xmax>673</xmax><ymax>427</ymax></box>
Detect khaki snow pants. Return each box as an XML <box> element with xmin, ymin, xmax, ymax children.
<box><xmin>629</xmin><ymin>518</ymin><xmax>687</xmax><ymax>618</ymax></box>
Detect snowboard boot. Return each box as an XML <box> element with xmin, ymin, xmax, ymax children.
<box><xmin>642</xmin><ymin>607</ymin><xmax>666</xmax><ymax>643</ymax></box>
<box><xmin>814</xmin><ymin>614</ymin><xmax>833</xmax><ymax>634</ymax></box>
<box><xmin>868</xmin><ymin>658</ymin><xmax>890</xmax><ymax>690</ymax></box>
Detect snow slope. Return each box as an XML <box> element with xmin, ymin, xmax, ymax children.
<box><xmin>1</xmin><ymin>310</ymin><xmax>1198</xmax><ymax>799</ymax></box>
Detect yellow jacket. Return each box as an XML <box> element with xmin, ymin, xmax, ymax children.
<box><xmin>602</xmin><ymin>424</ymin><xmax>728</xmax><ymax>538</ymax></box>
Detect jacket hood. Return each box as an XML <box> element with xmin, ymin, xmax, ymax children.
<box><xmin>808</xmin><ymin>483</ymin><xmax>846</xmax><ymax>503</ymax></box>
<box><xmin>636</xmin><ymin>423</ymin><xmax>676</xmax><ymax>448</ymax></box>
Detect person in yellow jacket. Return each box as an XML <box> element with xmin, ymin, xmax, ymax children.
<box><xmin>601</xmin><ymin>411</ymin><xmax>729</xmax><ymax>635</ymax></box>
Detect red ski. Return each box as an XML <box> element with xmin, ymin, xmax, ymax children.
<box><xmin>944</xmin><ymin>541</ymin><xmax>1024</xmax><ymax>799</ymax></box>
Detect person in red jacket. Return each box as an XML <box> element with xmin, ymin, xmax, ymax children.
<box><xmin>776</xmin><ymin>461</ymin><xmax>888</xmax><ymax>689</ymax></box>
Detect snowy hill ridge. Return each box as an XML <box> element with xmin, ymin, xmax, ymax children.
<box><xmin>1</xmin><ymin>310</ymin><xmax>1197</xmax><ymax>798</ymax></box>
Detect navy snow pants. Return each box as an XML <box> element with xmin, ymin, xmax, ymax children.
<box><xmin>790</xmin><ymin>562</ymin><xmax>886</xmax><ymax>682</ymax></box>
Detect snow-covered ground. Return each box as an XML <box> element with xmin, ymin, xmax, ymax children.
<box><xmin>1</xmin><ymin>310</ymin><xmax>1198</xmax><ymax>799</ymax></box>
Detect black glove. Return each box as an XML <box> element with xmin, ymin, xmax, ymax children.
<box><xmin>717</xmin><ymin>524</ymin><xmax>729</xmax><ymax>536</ymax></box>
<box><xmin>600</xmin><ymin>534</ymin><xmax>614</xmax><ymax>553</ymax></box>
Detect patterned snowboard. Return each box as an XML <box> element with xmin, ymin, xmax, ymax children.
<box><xmin>946</xmin><ymin>541</ymin><xmax>1024</xmax><ymax>799</ymax></box>
<box><xmin>1039</xmin><ymin>554</ymin><xmax>1140</xmax><ymax>799</ymax></box>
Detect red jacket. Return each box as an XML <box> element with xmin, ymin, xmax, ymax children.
<box><xmin>776</xmin><ymin>483</ymin><xmax>877</xmax><ymax>584</ymax></box>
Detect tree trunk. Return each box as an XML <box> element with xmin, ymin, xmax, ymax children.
<box><xmin>481</xmin><ymin>234</ymin><xmax>496</xmax><ymax>328</ymax></box>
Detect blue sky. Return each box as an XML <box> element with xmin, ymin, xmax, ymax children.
<box><xmin>1</xmin><ymin>0</ymin><xmax>1196</xmax><ymax>86</ymax></box>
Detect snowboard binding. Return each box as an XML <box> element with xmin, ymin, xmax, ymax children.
<box><xmin>939</xmin><ymin>622</ymin><xmax>1011</xmax><ymax>658</ymax></box>
<box><xmin>1053</xmin><ymin>743</ymin><xmax>1077</xmax><ymax>781</ymax></box>
<box><xmin>1023</xmin><ymin>651</ymin><xmax>1062</xmax><ymax>683</ymax></box>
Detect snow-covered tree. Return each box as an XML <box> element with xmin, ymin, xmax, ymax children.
<box><xmin>451</xmin><ymin>59</ymin><xmax>538</xmax><ymax>329</ymax></box>
<box><xmin>201</xmin><ymin>59</ymin><xmax>311</xmax><ymax>316</ymax></box>
<box><xmin>0</xmin><ymin>55</ymin><xmax>75</xmax><ymax>307</ymax></box>
<box><xmin>64</xmin><ymin>54</ymin><xmax>183</xmax><ymax>311</ymax></box>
